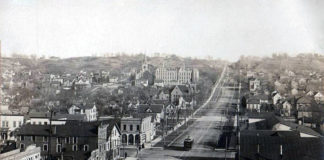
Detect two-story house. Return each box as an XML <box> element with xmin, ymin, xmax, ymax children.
<box><xmin>314</xmin><ymin>92</ymin><xmax>324</xmax><ymax>103</ymax></box>
<box><xmin>120</xmin><ymin>116</ymin><xmax>155</xmax><ymax>147</ymax></box>
<box><xmin>0</xmin><ymin>114</ymin><xmax>24</xmax><ymax>141</ymax></box>
<box><xmin>68</xmin><ymin>103</ymin><xmax>97</xmax><ymax>122</ymax></box>
<box><xmin>170</xmin><ymin>85</ymin><xmax>192</xmax><ymax>104</ymax></box>
<box><xmin>16</xmin><ymin>122</ymin><xmax>98</xmax><ymax>160</ymax></box>
<box><xmin>89</xmin><ymin>121</ymin><xmax>121</xmax><ymax>160</ymax></box>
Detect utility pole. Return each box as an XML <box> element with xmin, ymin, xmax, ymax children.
<box><xmin>47</xmin><ymin>109</ymin><xmax>53</xmax><ymax>160</ymax></box>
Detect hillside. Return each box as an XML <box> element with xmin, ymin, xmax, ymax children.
<box><xmin>1</xmin><ymin>55</ymin><xmax>225</xmax><ymax>77</ymax></box>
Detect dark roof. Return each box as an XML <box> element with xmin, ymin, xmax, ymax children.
<box><xmin>171</xmin><ymin>85</ymin><xmax>190</xmax><ymax>94</ymax></box>
<box><xmin>247</xmin><ymin>98</ymin><xmax>260</xmax><ymax>104</ymax></box>
<box><xmin>53</xmin><ymin>113</ymin><xmax>86</xmax><ymax>121</ymax></box>
<box><xmin>240</xmin><ymin>131</ymin><xmax>324</xmax><ymax>160</ymax></box>
<box><xmin>249</xmin><ymin>113</ymin><xmax>322</xmax><ymax>137</ymax></box>
<box><xmin>151</xmin><ymin>99</ymin><xmax>169</xmax><ymax>105</ymax></box>
<box><xmin>72</xmin><ymin>103</ymin><xmax>95</xmax><ymax>110</ymax></box>
<box><xmin>137</xmin><ymin>104</ymin><xmax>164</xmax><ymax>113</ymax></box>
<box><xmin>17</xmin><ymin>122</ymin><xmax>98</xmax><ymax>137</ymax></box>
<box><xmin>297</xmin><ymin>96</ymin><xmax>315</xmax><ymax>104</ymax></box>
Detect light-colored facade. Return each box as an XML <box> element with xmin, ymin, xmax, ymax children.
<box><xmin>314</xmin><ymin>92</ymin><xmax>324</xmax><ymax>103</ymax></box>
<box><xmin>89</xmin><ymin>123</ymin><xmax>121</xmax><ymax>160</ymax></box>
<box><xmin>249</xmin><ymin>78</ymin><xmax>260</xmax><ymax>92</ymax></box>
<box><xmin>155</xmin><ymin>67</ymin><xmax>199</xmax><ymax>85</ymax></box>
<box><xmin>0</xmin><ymin>114</ymin><xmax>24</xmax><ymax>141</ymax></box>
<box><xmin>120</xmin><ymin>116</ymin><xmax>155</xmax><ymax>146</ymax></box>
<box><xmin>0</xmin><ymin>144</ymin><xmax>41</xmax><ymax>160</ymax></box>
<box><xmin>68</xmin><ymin>104</ymin><xmax>97</xmax><ymax>121</ymax></box>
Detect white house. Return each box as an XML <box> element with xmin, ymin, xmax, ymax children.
<box><xmin>120</xmin><ymin>116</ymin><xmax>155</xmax><ymax>146</ymax></box>
<box><xmin>89</xmin><ymin>122</ymin><xmax>121</xmax><ymax>160</ymax></box>
<box><xmin>0</xmin><ymin>114</ymin><xmax>24</xmax><ymax>141</ymax></box>
<box><xmin>282</xmin><ymin>101</ymin><xmax>293</xmax><ymax>116</ymax></box>
<box><xmin>273</xmin><ymin>93</ymin><xmax>282</xmax><ymax>105</ymax></box>
<box><xmin>314</xmin><ymin>92</ymin><xmax>324</xmax><ymax>103</ymax></box>
<box><xmin>249</xmin><ymin>78</ymin><xmax>260</xmax><ymax>92</ymax></box>
<box><xmin>68</xmin><ymin>104</ymin><xmax>97</xmax><ymax>122</ymax></box>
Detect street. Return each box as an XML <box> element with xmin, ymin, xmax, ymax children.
<box><xmin>138</xmin><ymin>67</ymin><xmax>239</xmax><ymax>160</ymax></box>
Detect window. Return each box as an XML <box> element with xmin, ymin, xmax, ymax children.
<box><xmin>43</xmin><ymin>144</ymin><xmax>48</xmax><ymax>151</ymax></box>
<box><xmin>5</xmin><ymin>121</ymin><xmax>8</xmax><ymax>127</ymax></box>
<box><xmin>19</xmin><ymin>121</ymin><xmax>22</xmax><ymax>127</ymax></box>
<box><xmin>84</xmin><ymin>145</ymin><xmax>89</xmax><ymax>151</ymax></box>
<box><xmin>137</xmin><ymin>125</ymin><xmax>140</xmax><ymax>131</ymax></box>
<box><xmin>13</xmin><ymin>121</ymin><xmax>16</xmax><ymax>127</ymax></box>
<box><xmin>31</xmin><ymin>136</ymin><xmax>35</xmax><ymax>142</ymax></box>
<box><xmin>44</xmin><ymin>122</ymin><xmax>48</xmax><ymax>125</ymax></box>
<box><xmin>38</xmin><ymin>122</ymin><xmax>42</xmax><ymax>125</ymax></box>
<box><xmin>57</xmin><ymin>137</ymin><xmax>61</xmax><ymax>143</ymax></box>
<box><xmin>73</xmin><ymin>137</ymin><xmax>77</xmax><ymax>144</ymax></box>
<box><xmin>57</xmin><ymin>144</ymin><xmax>61</xmax><ymax>152</ymax></box>
<box><xmin>130</xmin><ymin>125</ymin><xmax>133</xmax><ymax>131</ymax></box>
<box><xmin>123</xmin><ymin>125</ymin><xmax>126</xmax><ymax>131</ymax></box>
<box><xmin>72</xmin><ymin>145</ymin><xmax>77</xmax><ymax>151</ymax></box>
<box><xmin>65</xmin><ymin>137</ymin><xmax>68</xmax><ymax>143</ymax></box>
<box><xmin>20</xmin><ymin>143</ymin><xmax>25</xmax><ymax>149</ymax></box>
<box><xmin>33</xmin><ymin>122</ymin><xmax>36</xmax><ymax>125</ymax></box>
<box><xmin>43</xmin><ymin>136</ymin><xmax>48</xmax><ymax>142</ymax></box>
<box><xmin>21</xmin><ymin>136</ymin><xmax>25</xmax><ymax>141</ymax></box>
<box><xmin>2</xmin><ymin>121</ymin><xmax>5</xmax><ymax>127</ymax></box>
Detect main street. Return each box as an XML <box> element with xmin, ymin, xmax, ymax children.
<box><xmin>138</xmin><ymin>66</ymin><xmax>239</xmax><ymax>160</ymax></box>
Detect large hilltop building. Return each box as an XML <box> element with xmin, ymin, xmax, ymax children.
<box><xmin>155</xmin><ymin>65</ymin><xmax>199</xmax><ymax>85</ymax></box>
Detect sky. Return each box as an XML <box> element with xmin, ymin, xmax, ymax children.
<box><xmin>0</xmin><ymin>0</ymin><xmax>324</xmax><ymax>61</ymax></box>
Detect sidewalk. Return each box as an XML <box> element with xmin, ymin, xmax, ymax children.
<box><xmin>144</xmin><ymin>65</ymin><xmax>227</xmax><ymax>149</ymax></box>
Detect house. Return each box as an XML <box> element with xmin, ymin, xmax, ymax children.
<box><xmin>246</xmin><ymin>71</ymin><xmax>256</xmax><ymax>78</ymax></box>
<box><xmin>153</xmin><ymin>79</ymin><xmax>164</xmax><ymax>87</ymax></box>
<box><xmin>240</xmin><ymin>130</ymin><xmax>323</xmax><ymax>160</ymax></box>
<box><xmin>120</xmin><ymin>116</ymin><xmax>155</xmax><ymax>147</ymax></box>
<box><xmin>26</xmin><ymin>112</ymin><xmax>87</xmax><ymax>126</ymax></box>
<box><xmin>156</xmin><ymin>88</ymin><xmax>170</xmax><ymax>101</ymax></box>
<box><xmin>68</xmin><ymin>103</ymin><xmax>97</xmax><ymax>122</ymax></box>
<box><xmin>247</xmin><ymin>98</ymin><xmax>260</xmax><ymax>112</ymax></box>
<box><xmin>16</xmin><ymin>122</ymin><xmax>98</xmax><ymax>160</ymax></box>
<box><xmin>282</xmin><ymin>100</ymin><xmax>293</xmax><ymax>116</ymax></box>
<box><xmin>249</xmin><ymin>78</ymin><xmax>260</xmax><ymax>92</ymax></box>
<box><xmin>89</xmin><ymin>121</ymin><xmax>121</xmax><ymax>160</ymax></box>
<box><xmin>170</xmin><ymin>85</ymin><xmax>191</xmax><ymax>104</ymax></box>
<box><xmin>246</xmin><ymin>95</ymin><xmax>270</xmax><ymax>112</ymax></box>
<box><xmin>137</xmin><ymin>104</ymin><xmax>164</xmax><ymax>123</ymax></box>
<box><xmin>306</xmin><ymin>90</ymin><xmax>315</xmax><ymax>96</ymax></box>
<box><xmin>247</xmin><ymin>113</ymin><xmax>321</xmax><ymax>138</ymax></box>
<box><xmin>0</xmin><ymin>144</ymin><xmax>41</xmax><ymax>160</ymax></box>
<box><xmin>0</xmin><ymin>114</ymin><xmax>24</xmax><ymax>141</ymax></box>
<box><xmin>109</xmin><ymin>77</ymin><xmax>118</xmax><ymax>83</ymax></box>
<box><xmin>272</xmin><ymin>92</ymin><xmax>282</xmax><ymax>105</ymax></box>
<box><xmin>74</xmin><ymin>79</ymin><xmax>91</xmax><ymax>91</ymax></box>
<box><xmin>314</xmin><ymin>92</ymin><xmax>324</xmax><ymax>103</ymax></box>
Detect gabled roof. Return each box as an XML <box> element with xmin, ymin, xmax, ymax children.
<box><xmin>171</xmin><ymin>85</ymin><xmax>190</xmax><ymax>94</ymax></box>
<box><xmin>297</xmin><ymin>96</ymin><xmax>315</xmax><ymax>104</ymax></box>
<box><xmin>137</xmin><ymin>104</ymin><xmax>164</xmax><ymax>113</ymax></box>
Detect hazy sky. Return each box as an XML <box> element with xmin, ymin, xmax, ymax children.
<box><xmin>0</xmin><ymin>0</ymin><xmax>324</xmax><ymax>60</ymax></box>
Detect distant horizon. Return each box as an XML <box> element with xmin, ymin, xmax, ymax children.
<box><xmin>1</xmin><ymin>51</ymin><xmax>323</xmax><ymax>62</ymax></box>
<box><xmin>1</xmin><ymin>0</ymin><xmax>324</xmax><ymax>61</ymax></box>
